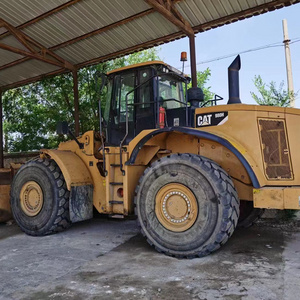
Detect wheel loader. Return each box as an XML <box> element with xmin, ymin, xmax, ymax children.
<box><xmin>9</xmin><ymin>56</ymin><xmax>300</xmax><ymax>258</ymax></box>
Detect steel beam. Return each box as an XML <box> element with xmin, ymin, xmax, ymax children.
<box><xmin>0</xmin><ymin>91</ymin><xmax>3</xmax><ymax>168</ymax></box>
<box><xmin>1</xmin><ymin>0</ymin><xmax>299</xmax><ymax>90</ymax></box>
<box><xmin>0</xmin><ymin>18</ymin><xmax>75</xmax><ymax>71</ymax></box>
<box><xmin>2</xmin><ymin>31</ymin><xmax>186</xmax><ymax>90</ymax></box>
<box><xmin>0</xmin><ymin>8</ymin><xmax>155</xmax><ymax>72</ymax></box>
<box><xmin>189</xmin><ymin>35</ymin><xmax>197</xmax><ymax>88</ymax></box>
<box><xmin>73</xmin><ymin>70</ymin><xmax>80</xmax><ymax>136</ymax></box>
<box><xmin>145</xmin><ymin>0</ymin><xmax>194</xmax><ymax>37</ymax></box>
<box><xmin>0</xmin><ymin>42</ymin><xmax>73</xmax><ymax>70</ymax></box>
<box><xmin>145</xmin><ymin>0</ymin><xmax>197</xmax><ymax>87</ymax></box>
<box><xmin>0</xmin><ymin>0</ymin><xmax>82</xmax><ymax>41</ymax></box>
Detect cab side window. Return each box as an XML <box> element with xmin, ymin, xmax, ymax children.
<box><xmin>138</xmin><ymin>69</ymin><xmax>151</xmax><ymax>109</ymax></box>
<box><xmin>114</xmin><ymin>72</ymin><xmax>135</xmax><ymax>123</ymax></box>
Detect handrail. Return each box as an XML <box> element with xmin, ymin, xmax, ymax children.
<box><xmin>119</xmin><ymin>75</ymin><xmax>158</xmax><ymax>175</ymax></box>
<box><xmin>95</xmin><ymin>72</ymin><xmax>108</xmax><ymax>176</ymax></box>
<box><xmin>125</xmin><ymin>98</ymin><xmax>186</xmax><ymax>107</ymax></box>
<box><xmin>119</xmin><ymin>74</ymin><xmax>189</xmax><ymax>175</ymax></box>
<box><xmin>200</xmin><ymin>94</ymin><xmax>223</xmax><ymax>107</ymax></box>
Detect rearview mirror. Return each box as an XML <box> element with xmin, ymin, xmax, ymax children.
<box><xmin>56</xmin><ymin>121</ymin><xmax>69</xmax><ymax>135</ymax></box>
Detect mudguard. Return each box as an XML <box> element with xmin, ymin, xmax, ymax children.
<box><xmin>41</xmin><ymin>149</ymin><xmax>94</xmax><ymax>222</ymax></box>
<box><xmin>70</xmin><ymin>185</ymin><xmax>93</xmax><ymax>222</ymax></box>
<box><xmin>41</xmin><ymin>149</ymin><xmax>93</xmax><ymax>190</ymax></box>
<box><xmin>126</xmin><ymin>127</ymin><xmax>260</xmax><ymax>188</ymax></box>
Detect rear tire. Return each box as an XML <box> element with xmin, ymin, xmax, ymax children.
<box><xmin>10</xmin><ymin>158</ymin><xmax>70</xmax><ymax>236</ymax></box>
<box><xmin>238</xmin><ymin>200</ymin><xmax>264</xmax><ymax>228</ymax></box>
<box><xmin>135</xmin><ymin>153</ymin><xmax>239</xmax><ymax>258</ymax></box>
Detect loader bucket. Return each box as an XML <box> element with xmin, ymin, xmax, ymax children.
<box><xmin>0</xmin><ymin>169</ymin><xmax>12</xmax><ymax>223</ymax></box>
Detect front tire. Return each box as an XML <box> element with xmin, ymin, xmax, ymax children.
<box><xmin>10</xmin><ymin>158</ymin><xmax>70</xmax><ymax>236</ymax></box>
<box><xmin>135</xmin><ymin>153</ymin><xmax>239</xmax><ymax>258</ymax></box>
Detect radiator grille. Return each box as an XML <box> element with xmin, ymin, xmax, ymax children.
<box><xmin>258</xmin><ymin>119</ymin><xmax>293</xmax><ymax>180</ymax></box>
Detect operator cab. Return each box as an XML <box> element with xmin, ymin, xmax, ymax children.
<box><xmin>103</xmin><ymin>61</ymin><xmax>189</xmax><ymax>146</ymax></box>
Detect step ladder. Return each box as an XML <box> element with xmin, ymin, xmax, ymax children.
<box><xmin>105</xmin><ymin>149</ymin><xmax>128</xmax><ymax>216</ymax></box>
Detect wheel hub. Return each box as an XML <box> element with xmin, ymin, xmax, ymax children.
<box><xmin>155</xmin><ymin>183</ymin><xmax>198</xmax><ymax>232</ymax></box>
<box><xmin>20</xmin><ymin>181</ymin><xmax>43</xmax><ymax>217</ymax></box>
<box><xmin>162</xmin><ymin>191</ymin><xmax>190</xmax><ymax>223</ymax></box>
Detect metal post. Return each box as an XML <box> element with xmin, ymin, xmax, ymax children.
<box><xmin>0</xmin><ymin>91</ymin><xmax>3</xmax><ymax>168</ymax></box>
<box><xmin>189</xmin><ymin>34</ymin><xmax>197</xmax><ymax>88</ymax></box>
<box><xmin>72</xmin><ymin>70</ymin><xmax>80</xmax><ymax>136</ymax></box>
<box><xmin>282</xmin><ymin>19</ymin><xmax>295</xmax><ymax>107</ymax></box>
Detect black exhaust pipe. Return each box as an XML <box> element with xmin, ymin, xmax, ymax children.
<box><xmin>228</xmin><ymin>55</ymin><xmax>241</xmax><ymax>104</ymax></box>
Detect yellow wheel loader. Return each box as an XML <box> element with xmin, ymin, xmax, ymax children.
<box><xmin>10</xmin><ymin>56</ymin><xmax>300</xmax><ymax>258</ymax></box>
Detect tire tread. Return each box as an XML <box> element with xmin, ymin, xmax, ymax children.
<box><xmin>134</xmin><ymin>153</ymin><xmax>239</xmax><ymax>258</ymax></box>
<box><xmin>10</xmin><ymin>158</ymin><xmax>70</xmax><ymax>236</ymax></box>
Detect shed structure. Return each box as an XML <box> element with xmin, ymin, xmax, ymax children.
<box><xmin>0</xmin><ymin>0</ymin><xmax>299</xmax><ymax>166</ymax></box>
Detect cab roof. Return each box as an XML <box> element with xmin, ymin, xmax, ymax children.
<box><xmin>107</xmin><ymin>61</ymin><xmax>169</xmax><ymax>74</ymax></box>
<box><xmin>107</xmin><ymin>60</ymin><xmax>188</xmax><ymax>80</ymax></box>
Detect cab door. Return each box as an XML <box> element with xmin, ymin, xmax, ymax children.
<box><xmin>107</xmin><ymin>71</ymin><xmax>136</xmax><ymax>146</ymax></box>
<box><xmin>135</xmin><ymin>68</ymin><xmax>156</xmax><ymax>134</ymax></box>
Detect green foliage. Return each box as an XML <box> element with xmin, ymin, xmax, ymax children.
<box><xmin>251</xmin><ymin>75</ymin><xmax>295</xmax><ymax>107</ymax></box>
<box><xmin>187</xmin><ymin>68</ymin><xmax>214</xmax><ymax>101</ymax></box>
<box><xmin>3</xmin><ymin>48</ymin><xmax>160</xmax><ymax>152</ymax></box>
<box><xmin>126</xmin><ymin>49</ymin><xmax>160</xmax><ymax>65</ymax></box>
<box><xmin>3</xmin><ymin>47</ymin><xmax>214</xmax><ymax>152</ymax></box>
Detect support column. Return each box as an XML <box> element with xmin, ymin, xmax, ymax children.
<box><xmin>189</xmin><ymin>35</ymin><xmax>197</xmax><ymax>88</ymax></box>
<box><xmin>282</xmin><ymin>19</ymin><xmax>295</xmax><ymax>107</ymax></box>
<box><xmin>0</xmin><ymin>91</ymin><xmax>3</xmax><ymax>168</ymax></box>
<box><xmin>144</xmin><ymin>0</ymin><xmax>197</xmax><ymax>86</ymax></box>
<box><xmin>72</xmin><ymin>70</ymin><xmax>80</xmax><ymax>136</ymax></box>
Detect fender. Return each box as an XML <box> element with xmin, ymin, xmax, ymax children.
<box><xmin>41</xmin><ymin>149</ymin><xmax>93</xmax><ymax>191</ymax></box>
<box><xmin>126</xmin><ymin>127</ymin><xmax>260</xmax><ymax>189</ymax></box>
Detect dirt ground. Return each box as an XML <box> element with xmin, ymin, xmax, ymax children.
<box><xmin>0</xmin><ymin>217</ymin><xmax>300</xmax><ymax>300</ymax></box>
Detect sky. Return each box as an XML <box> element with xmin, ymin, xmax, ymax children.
<box><xmin>158</xmin><ymin>3</ymin><xmax>300</xmax><ymax>107</ymax></box>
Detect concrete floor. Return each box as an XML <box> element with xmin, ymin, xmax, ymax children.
<box><xmin>0</xmin><ymin>218</ymin><xmax>299</xmax><ymax>300</ymax></box>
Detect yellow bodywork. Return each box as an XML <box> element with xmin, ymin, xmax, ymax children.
<box><xmin>41</xmin><ymin>104</ymin><xmax>300</xmax><ymax>216</ymax></box>
<box><xmin>41</xmin><ymin>149</ymin><xmax>93</xmax><ymax>190</ymax></box>
<box><xmin>0</xmin><ymin>184</ymin><xmax>11</xmax><ymax>222</ymax></box>
<box><xmin>193</xmin><ymin>104</ymin><xmax>298</xmax><ymax>187</ymax></box>
<box><xmin>0</xmin><ymin>166</ymin><xmax>21</xmax><ymax>222</ymax></box>
<box><xmin>254</xmin><ymin>188</ymin><xmax>300</xmax><ymax>209</ymax></box>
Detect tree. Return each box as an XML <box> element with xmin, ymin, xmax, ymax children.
<box><xmin>250</xmin><ymin>75</ymin><xmax>295</xmax><ymax>107</ymax></box>
<box><xmin>3</xmin><ymin>48</ymin><xmax>215</xmax><ymax>152</ymax></box>
<box><xmin>187</xmin><ymin>68</ymin><xmax>214</xmax><ymax>101</ymax></box>
<box><xmin>3</xmin><ymin>48</ymin><xmax>160</xmax><ymax>152</ymax></box>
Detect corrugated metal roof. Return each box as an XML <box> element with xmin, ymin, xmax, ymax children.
<box><xmin>0</xmin><ymin>60</ymin><xmax>58</xmax><ymax>86</ymax></box>
<box><xmin>54</xmin><ymin>12</ymin><xmax>178</xmax><ymax>65</ymax></box>
<box><xmin>0</xmin><ymin>0</ymin><xmax>299</xmax><ymax>90</ymax></box>
<box><xmin>21</xmin><ymin>0</ymin><xmax>150</xmax><ymax>48</ymax></box>
<box><xmin>0</xmin><ymin>0</ymin><xmax>68</xmax><ymax>32</ymax></box>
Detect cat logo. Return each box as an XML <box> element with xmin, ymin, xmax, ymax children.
<box><xmin>196</xmin><ymin>112</ymin><xmax>228</xmax><ymax>127</ymax></box>
<box><xmin>197</xmin><ymin>114</ymin><xmax>212</xmax><ymax>126</ymax></box>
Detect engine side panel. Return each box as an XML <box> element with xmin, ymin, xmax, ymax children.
<box><xmin>194</xmin><ymin>104</ymin><xmax>300</xmax><ymax>186</ymax></box>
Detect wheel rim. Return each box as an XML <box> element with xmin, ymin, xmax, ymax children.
<box><xmin>20</xmin><ymin>181</ymin><xmax>44</xmax><ymax>217</ymax></box>
<box><xmin>155</xmin><ymin>183</ymin><xmax>198</xmax><ymax>232</ymax></box>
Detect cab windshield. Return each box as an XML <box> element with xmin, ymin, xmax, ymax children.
<box><xmin>158</xmin><ymin>74</ymin><xmax>185</xmax><ymax>109</ymax></box>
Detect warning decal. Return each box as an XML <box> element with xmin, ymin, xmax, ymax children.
<box><xmin>196</xmin><ymin>111</ymin><xmax>228</xmax><ymax>127</ymax></box>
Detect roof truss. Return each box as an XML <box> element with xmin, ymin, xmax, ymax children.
<box><xmin>0</xmin><ymin>18</ymin><xmax>75</xmax><ymax>72</ymax></box>
<box><xmin>145</xmin><ymin>0</ymin><xmax>194</xmax><ymax>36</ymax></box>
<box><xmin>0</xmin><ymin>0</ymin><xmax>298</xmax><ymax>90</ymax></box>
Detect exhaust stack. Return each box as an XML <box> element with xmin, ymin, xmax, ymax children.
<box><xmin>228</xmin><ymin>55</ymin><xmax>241</xmax><ymax>104</ymax></box>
